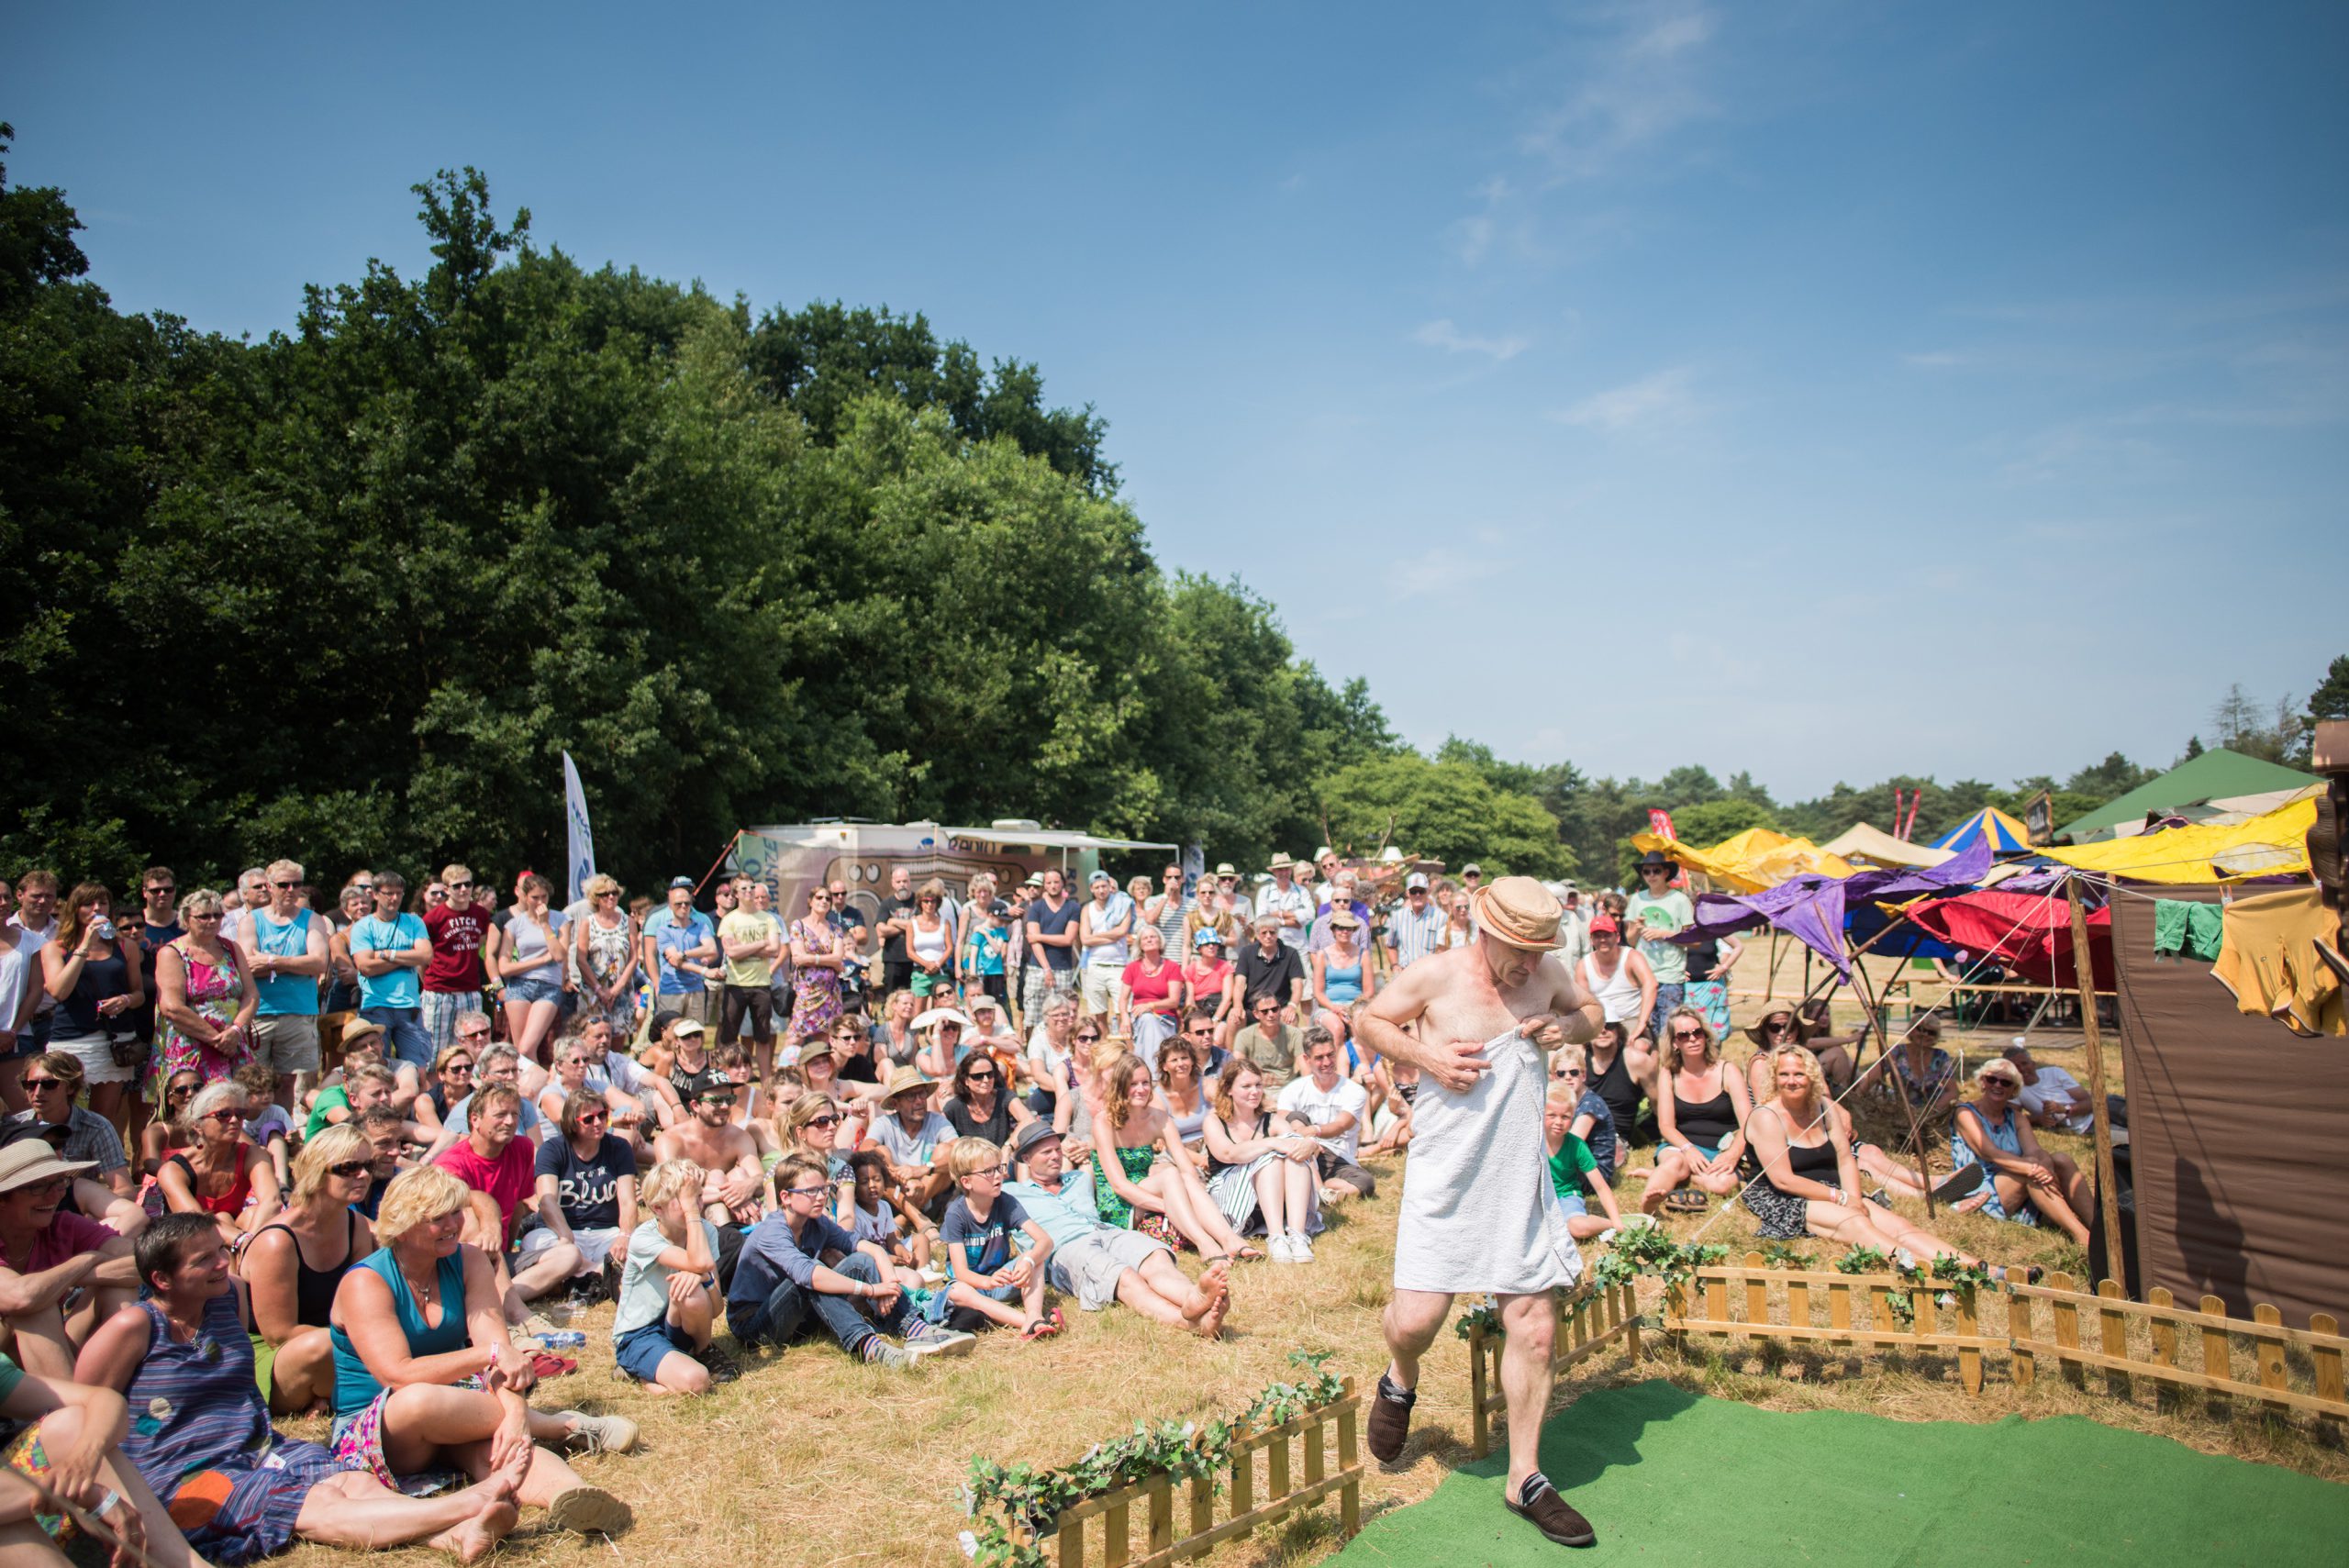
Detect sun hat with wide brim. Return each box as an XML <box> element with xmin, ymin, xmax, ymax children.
<box><xmin>911</xmin><ymin>1007</ymin><xmax>974</xmax><ymax>1033</ymax></box>
<box><xmin>881</xmin><ymin>1065</ymin><xmax>940</xmax><ymax>1102</ymax></box>
<box><xmin>1469</xmin><ymin>877</ymin><xmax>1565</xmax><ymax>951</ymax></box>
<box><xmin>338</xmin><ymin>1017</ymin><xmax>385</xmax><ymax>1047</ymax></box>
<box><xmin>1267</xmin><ymin>852</ymin><xmax>1297</xmax><ymax>871</ymax></box>
<box><xmin>0</xmin><ymin>1139</ymin><xmax>97</xmax><ymax>1194</ymax></box>
<box><xmin>1742</xmin><ymin>1004</ymin><xmax>1823</xmax><ymax>1048</ymax></box>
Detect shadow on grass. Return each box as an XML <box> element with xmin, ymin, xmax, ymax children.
<box><xmin>1451</xmin><ymin>1378</ymin><xmax>1702</xmax><ymax>1496</ymax></box>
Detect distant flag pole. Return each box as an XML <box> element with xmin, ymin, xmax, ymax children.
<box><xmin>562</xmin><ymin>751</ymin><xmax>596</xmax><ymax>906</ymax></box>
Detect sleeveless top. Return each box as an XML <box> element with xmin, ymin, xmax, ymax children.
<box><xmin>1758</xmin><ymin>1106</ymin><xmax>1840</xmax><ymax>1195</ymax></box>
<box><xmin>583</xmin><ymin>913</ymin><xmax>634</xmax><ymax>984</ymax></box>
<box><xmin>329</xmin><ymin>1247</ymin><xmax>470</xmax><ymax>1415</ymax></box>
<box><xmin>1162</xmin><ymin>1089</ymin><xmax>1207</xmax><ymax>1145</ymax></box>
<box><xmin>1092</xmin><ymin>1142</ymin><xmax>1158</xmax><ymax>1229</ymax></box>
<box><xmin>911</xmin><ymin>918</ymin><xmax>951</xmax><ymax>964</ymax></box>
<box><xmin>1321</xmin><ymin>951</ymin><xmax>1364</xmax><ymax>1005</ymax></box>
<box><xmin>1587</xmin><ymin>1043</ymin><xmax>1642</xmax><ymax>1133</ymax></box>
<box><xmin>259</xmin><ymin>1210</ymin><xmax>361</xmax><ymax>1329</ymax></box>
<box><xmin>250</xmin><ymin>909</ymin><xmax>317</xmax><ymax>1016</ymax></box>
<box><xmin>1951</xmin><ymin>1102</ymin><xmax>2023</xmax><ymax>1174</ymax></box>
<box><xmin>119</xmin><ymin>1294</ymin><xmax>279</xmax><ymax>1487</ymax></box>
<box><xmin>55</xmin><ymin>944</ymin><xmax>130</xmax><ymax>1039</ymax></box>
<box><xmin>1578</xmin><ymin>952</ymin><xmax>1643</xmax><ymax>1023</ymax></box>
<box><xmin>167</xmin><ymin>1145</ymin><xmax>252</xmax><ymax>1216</ymax></box>
<box><xmin>1670</xmin><ymin>1070</ymin><xmax>1739</xmax><ymax>1146</ymax></box>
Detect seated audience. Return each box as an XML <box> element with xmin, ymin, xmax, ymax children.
<box><xmin>1952</xmin><ymin>1059</ymin><xmax>2094</xmax><ymax>1246</ymax></box>
<box><xmin>0</xmin><ymin>1140</ymin><xmax>140</xmax><ymax>1380</ymax></box>
<box><xmin>1744</xmin><ymin>1048</ymin><xmax>2036</xmax><ymax>1281</ymax></box>
<box><xmin>1004</xmin><ymin>1123</ymin><xmax>1229</xmax><ymax>1337</ymax></box>
<box><xmin>2003</xmin><ymin>1041</ymin><xmax>2094</xmax><ymax>1133</ymax></box>
<box><xmin>1200</xmin><ymin>1060</ymin><xmax>1319</xmax><ymax>1262</ymax></box>
<box><xmin>843</xmin><ymin>1148</ymin><xmax>929</xmax><ymax>1285</ymax></box>
<box><xmin>428</xmin><ymin>1046</ymin><xmax>546</xmax><ymax>1157</ymax></box>
<box><xmin>941</xmin><ymin>1051</ymin><xmax>1030</xmax><ymax>1147</ymax></box>
<box><xmin>430</xmin><ymin>1083</ymin><xmax>568</xmax><ymax>1322</ymax></box>
<box><xmin>651</xmin><ymin>1075</ymin><xmax>766</xmax><ymax>1230</ymax></box>
<box><xmin>353</xmin><ymin>1106</ymin><xmax>412</xmax><ymax>1220</ymax></box>
<box><xmin>1641</xmin><ymin>1009</ymin><xmax>1752</xmax><ymax>1215</ymax></box>
<box><xmin>0</xmin><ymin>1348</ymin><xmax>195</xmax><ymax>1568</ymax></box>
<box><xmin>411</xmin><ymin>1034</ymin><xmax>485</xmax><ymax>1142</ymax></box>
<box><xmin>1542</xmin><ymin>1079</ymin><xmax>1626</xmax><ymax>1240</ymax></box>
<box><xmin>10</xmin><ymin>1052</ymin><xmax>139</xmax><ymax>1213</ymax></box>
<box><xmin>723</xmin><ymin>1152</ymin><xmax>974</xmax><ymax>1368</ymax></box>
<box><xmin>1853</xmin><ymin>1016</ymin><xmax>1960</xmax><ymax>1120</ymax></box>
<box><xmin>521</xmin><ymin>1090</ymin><xmax>638</xmax><ymax>1304</ymax></box>
<box><xmin>327</xmin><ymin>1166</ymin><xmax>637</xmax><ymax>1533</ymax></box>
<box><xmin>1548</xmin><ymin>1045</ymin><xmax>1618</xmax><ymax>1181</ymax></box>
<box><xmin>141</xmin><ymin>1067</ymin><xmax>203</xmax><ymax>1177</ymax></box>
<box><xmin>1230</xmin><ymin>995</ymin><xmax>1300</xmax><ymax>1091</ymax></box>
<box><xmin>931</xmin><ymin>1137</ymin><xmax>1056</xmax><ymax>1338</ymax></box>
<box><xmin>869</xmin><ymin>1068</ymin><xmax>957</xmax><ymax>1218</ymax></box>
<box><xmin>74</xmin><ymin>1212</ymin><xmax>532</xmax><ymax>1564</ymax></box>
<box><xmin>155</xmin><ymin>1081</ymin><xmax>283</xmax><ymax>1250</ymax></box>
<box><xmin>1275</xmin><ymin>1029</ymin><xmax>1375</xmax><ymax>1203</ymax></box>
<box><xmin>1742</xmin><ymin>1002</ymin><xmax>1854</xmax><ymax>1099</ymax></box>
<box><xmin>244</xmin><ymin>1125</ymin><xmax>375</xmax><ymax>1415</ymax></box>
<box><xmin>611</xmin><ymin>1159</ymin><xmax>731</xmax><ymax>1396</ymax></box>
<box><xmin>1152</xmin><ymin>1036</ymin><xmax>1210</xmax><ymax>1151</ymax></box>
<box><xmin>1093</xmin><ymin>1056</ymin><xmax>1259</xmax><ymax>1261</ymax></box>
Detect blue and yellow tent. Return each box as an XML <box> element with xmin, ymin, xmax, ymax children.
<box><xmin>1929</xmin><ymin>806</ymin><xmax>2034</xmax><ymax>855</ymax></box>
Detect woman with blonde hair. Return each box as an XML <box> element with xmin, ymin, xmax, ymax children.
<box><xmin>1200</xmin><ymin>1058</ymin><xmax>1319</xmax><ymax>1261</ymax></box>
<box><xmin>244</xmin><ymin>1123</ymin><xmax>377</xmax><ymax>1415</ymax></box>
<box><xmin>1092</xmin><ymin>1055</ymin><xmax>1262</xmax><ymax>1261</ymax></box>
<box><xmin>570</xmin><ymin>873</ymin><xmax>640</xmax><ymax>1038</ymax></box>
<box><xmin>148</xmin><ymin>887</ymin><xmax>255</xmax><ymax>1107</ymax></box>
<box><xmin>1640</xmin><ymin>1006</ymin><xmax>1753</xmax><ymax>1215</ymax></box>
<box><xmin>327</xmin><ymin>1165</ymin><xmax>638</xmax><ymax>1534</ymax></box>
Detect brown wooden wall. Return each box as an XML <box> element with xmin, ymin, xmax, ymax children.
<box><xmin>2110</xmin><ymin>884</ymin><xmax>2349</xmax><ymax>1328</ymax></box>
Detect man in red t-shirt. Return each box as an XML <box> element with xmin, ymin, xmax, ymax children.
<box><xmin>433</xmin><ymin>1083</ymin><xmax>576</xmax><ymax>1323</ymax></box>
<box><xmin>421</xmin><ymin>861</ymin><xmax>492</xmax><ymax>1057</ymax></box>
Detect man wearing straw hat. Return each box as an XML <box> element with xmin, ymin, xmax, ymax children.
<box><xmin>1355</xmin><ymin>875</ymin><xmax>1606</xmax><ymax>1550</ymax></box>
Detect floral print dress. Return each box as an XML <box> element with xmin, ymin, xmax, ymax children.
<box><xmin>148</xmin><ymin>937</ymin><xmax>250</xmax><ymax>1106</ymax></box>
<box><xmin>787</xmin><ymin>917</ymin><xmax>844</xmax><ymax>1043</ymax></box>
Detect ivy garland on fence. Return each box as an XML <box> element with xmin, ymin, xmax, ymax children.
<box><xmin>961</xmin><ymin>1350</ymin><xmax>1346</xmax><ymax>1568</ymax></box>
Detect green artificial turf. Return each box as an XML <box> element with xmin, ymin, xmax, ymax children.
<box><xmin>1328</xmin><ymin>1380</ymin><xmax>2347</xmax><ymax>1566</ymax></box>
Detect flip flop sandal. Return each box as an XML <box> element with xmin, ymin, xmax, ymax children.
<box><xmin>1664</xmin><ymin>1191</ymin><xmax>1709</xmax><ymax>1213</ymax></box>
<box><xmin>1931</xmin><ymin>1164</ymin><xmax>1987</xmax><ymax>1203</ymax></box>
<box><xmin>1046</xmin><ymin>1307</ymin><xmax>1064</xmax><ymax>1333</ymax></box>
<box><xmin>1234</xmin><ymin>1245</ymin><xmax>1266</xmax><ymax>1262</ymax></box>
<box><xmin>1019</xmin><ymin>1317</ymin><xmax>1062</xmax><ymax>1341</ymax></box>
<box><xmin>529</xmin><ymin>1352</ymin><xmax>578</xmax><ymax>1378</ymax></box>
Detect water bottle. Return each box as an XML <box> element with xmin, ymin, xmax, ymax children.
<box><xmin>538</xmin><ymin>1329</ymin><xmax>586</xmax><ymax>1350</ymax></box>
<box><xmin>94</xmin><ymin>917</ymin><xmax>117</xmax><ymax>942</ymax></box>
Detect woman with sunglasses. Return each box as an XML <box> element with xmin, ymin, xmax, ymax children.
<box><xmin>941</xmin><ymin>1052</ymin><xmax>1031</xmax><ymax>1148</ymax></box>
<box><xmin>141</xmin><ymin>1068</ymin><xmax>202</xmax><ymax>1177</ymax></box>
<box><xmin>518</xmin><ymin>1090</ymin><xmax>639</xmax><ymax>1303</ymax></box>
<box><xmin>570</xmin><ymin>873</ymin><xmax>640</xmax><ymax>1041</ymax></box>
<box><xmin>155</xmin><ymin>1080</ymin><xmax>282</xmax><ymax>1249</ymax></box>
<box><xmin>1639</xmin><ymin>1008</ymin><xmax>1753</xmax><ymax>1216</ymax></box>
<box><xmin>785</xmin><ymin>887</ymin><xmax>851</xmax><ymax>1055</ymax></box>
<box><xmin>907</xmin><ymin>882</ymin><xmax>958</xmax><ymax>1001</ymax></box>
<box><xmin>411</xmin><ymin>1035</ymin><xmax>486</xmax><ymax>1144</ymax></box>
<box><xmin>1951</xmin><ymin>1059</ymin><xmax>2093</xmax><ymax>1246</ymax></box>
<box><xmin>245</xmin><ymin>1124</ymin><xmax>376</xmax><ymax>1415</ymax></box>
<box><xmin>149</xmin><ymin>889</ymin><xmax>257</xmax><ymax>1110</ymax></box>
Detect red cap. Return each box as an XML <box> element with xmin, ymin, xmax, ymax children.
<box><xmin>1587</xmin><ymin>916</ymin><xmax>1619</xmax><ymax>935</ymax></box>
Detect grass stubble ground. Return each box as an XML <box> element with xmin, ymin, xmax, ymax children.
<box><xmin>272</xmin><ymin>994</ymin><xmax>2348</xmax><ymax>1568</ymax></box>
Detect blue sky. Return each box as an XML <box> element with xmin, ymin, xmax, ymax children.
<box><xmin>12</xmin><ymin>3</ymin><xmax>2344</xmax><ymax>801</ymax></box>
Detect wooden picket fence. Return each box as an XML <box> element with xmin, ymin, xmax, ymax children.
<box><xmin>1043</xmin><ymin>1380</ymin><xmax>1362</xmax><ymax>1567</ymax></box>
<box><xmin>1662</xmin><ymin>1251</ymin><xmax>2001</xmax><ymax>1394</ymax></box>
<box><xmin>1464</xmin><ymin>1281</ymin><xmax>1641</xmax><ymax>1459</ymax></box>
<box><xmin>2011</xmin><ymin>1273</ymin><xmax>2349</xmax><ymax>1418</ymax></box>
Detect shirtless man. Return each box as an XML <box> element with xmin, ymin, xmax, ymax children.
<box><xmin>1355</xmin><ymin>877</ymin><xmax>1606</xmax><ymax>1551</ymax></box>
<box><xmin>653</xmin><ymin>1081</ymin><xmax>767</xmax><ymax>1229</ymax></box>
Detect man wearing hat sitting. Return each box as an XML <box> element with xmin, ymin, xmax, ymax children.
<box><xmin>871</xmin><ymin>1067</ymin><xmax>957</xmax><ymax>1218</ymax></box>
<box><xmin>1355</xmin><ymin>876</ymin><xmax>1608</xmax><ymax>1550</ymax></box>
<box><xmin>0</xmin><ymin>1138</ymin><xmax>141</xmax><ymax>1377</ymax></box>
<box><xmin>1003</xmin><ymin>1121</ymin><xmax>1230</xmax><ymax>1338</ymax></box>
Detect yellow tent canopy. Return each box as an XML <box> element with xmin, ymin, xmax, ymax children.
<box><xmin>1631</xmin><ymin>828</ymin><xmax>1858</xmax><ymax>893</ymax></box>
<box><xmin>1820</xmin><ymin>822</ymin><xmax>1956</xmax><ymax>871</ymax></box>
<box><xmin>2038</xmin><ymin>797</ymin><xmax>2317</xmax><ymax>884</ymax></box>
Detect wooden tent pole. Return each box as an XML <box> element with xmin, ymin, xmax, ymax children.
<box><xmin>2065</xmin><ymin>873</ymin><xmax>2128</xmax><ymax>1286</ymax></box>
<box><xmin>1851</xmin><ymin>952</ymin><xmax>1939</xmax><ymax>1217</ymax></box>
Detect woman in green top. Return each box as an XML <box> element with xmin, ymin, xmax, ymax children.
<box><xmin>1091</xmin><ymin>1054</ymin><xmax>1260</xmax><ymax>1261</ymax></box>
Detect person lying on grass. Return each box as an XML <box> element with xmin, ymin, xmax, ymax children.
<box><xmin>843</xmin><ymin>1149</ymin><xmax>930</xmax><ymax>1289</ymax></box>
<box><xmin>1004</xmin><ymin>1122</ymin><xmax>1229</xmax><ymax>1339</ymax></box>
<box><xmin>929</xmin><ymin>1137</ymin><xmax>1057</xmax><ymax>1339</ymax></box>
<box><xmin>75</xmin><ymin>1212</ymin><xmax>532</xmax><ymax>1565</ymax></box>
<box><xmin>611</xmin><ymin>1159</ymin><xmax>734</xmax><ymax>1396</ymax></box>
<box><xmin>1542</xmin><ymin>1078</ymin><xmax>1627</xmax><ymax>1240</ymax></box>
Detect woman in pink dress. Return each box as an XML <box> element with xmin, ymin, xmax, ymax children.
<box><xmin>147</xmin><ymin>889</ymin><xmax>256</xmax><ymax>1106</ymax></box>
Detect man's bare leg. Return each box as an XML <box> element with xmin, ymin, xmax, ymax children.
<box><xmin>1495</xmin><ymin>1292</ymin><xmax>1555</xmax><ymax>1496</ymax></box>
<box><xmin>1371</xmin><ymin>1287</ymin><xmax>1452</xmax><ymax>1462</ymax></box>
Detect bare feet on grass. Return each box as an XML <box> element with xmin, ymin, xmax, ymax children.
<box><xmin>430</xmin><ymin>1447</ymin><xmax>528</xmax><ymax>1562</ymax></box>
<box><xmin>1187</xmin><ymin>1260</ymin><xmax>1232</xmax><ymax>1339</ymax></box>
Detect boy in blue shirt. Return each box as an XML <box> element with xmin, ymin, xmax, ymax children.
<box><xmin>932</xmin><ymin>1137</ymin><xmax>1055</xmax><ymax>1338</ymax></box>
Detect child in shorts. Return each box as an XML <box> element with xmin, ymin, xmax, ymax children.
<box><xmin>931</xmin><ymin>1137</ymin><xmax>1056</xmax><ymax>1337</ymax></box>
<box><xmin>613</xmin><ymin>1159</ymin><xmax>729</xmax><ymax>1394</ymax></box>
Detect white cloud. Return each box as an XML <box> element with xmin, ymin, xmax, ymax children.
<box><xmin>1550</xmin><ymin>366</ymin><xmax>1698</xmax><ymax>432</ymax></box>
<box><xmin>1412</xmin><ymin>317</ymin><xmax>1531</xmax><ymax>361</ymax></box>
<box><xmin>1518</xmin><ymin>5</ymin><xmax>1720</xmax><ymax>181</ymax></box>
<box><xmin>1385</xmin><ymin>545</ymin><xmax>1501</xmax><ymax>598</ymax></box>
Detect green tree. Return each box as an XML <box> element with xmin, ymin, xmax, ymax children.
<box><xmin>1316</xmin><ymin>754</ymin><xmax>1572</xmax><ymax>880</ymax></box>
<box><xmin>2305</xmin><ymin>655</ymin><xmax>2349</xmax><ymax>726</ymax></box>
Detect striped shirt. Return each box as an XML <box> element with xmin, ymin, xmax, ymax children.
<box><xmin>1385</xmin><ymin>904</ymin><xmax>1447</xmax><ymax>970</ymax></box>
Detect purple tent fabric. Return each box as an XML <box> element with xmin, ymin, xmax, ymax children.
<box><xmin>1674</xmin><ymin>841</ymin><xmax>1994</xmax><ymax>980</ymax></box>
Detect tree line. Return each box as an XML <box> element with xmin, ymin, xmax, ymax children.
<box><xmin>3</xmin><ymin>137</ymin><xmax>2337</xmax><ymax>897</ymax></box>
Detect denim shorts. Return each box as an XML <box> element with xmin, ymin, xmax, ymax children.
<box><xmin>615</xmin><ymin>1319</ymin><xmax>696</xmax><ymax>1383</ymax></box>
<box><xmin>505</xmin><ymin>975</ymin><xmax>562</xmax><ymax>1006</ymax></box>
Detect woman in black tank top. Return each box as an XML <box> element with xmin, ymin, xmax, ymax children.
<box><xmin>1739</xmin><ymin>1048</ymin><xmax>2010</xmax><ymax>1279</ymax></box>
<box><xmin>1639</xmin><ymin>1008</ymin><xmax>1752</xmax><ymax>1216</ymax></box>
<box><xmin>244</xmin><ymin>1124</ymin><xmax>376</xmax><ymax>1414</ymax></box>
<box><xmin>1586</xmin><ymin>1024</ymin><xmax>1645</xmax><ymax>1143</ymax></box>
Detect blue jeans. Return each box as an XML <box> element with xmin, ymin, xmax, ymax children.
<box><xmin>730</xmin><ymin>1251</ymin><xmax>909</xmax><ymax>1354</ymax></box>
<box><xmin>361</xmin><ymin>1005</ymin><xmax>432</xmax><ymax>1070</ymax></box>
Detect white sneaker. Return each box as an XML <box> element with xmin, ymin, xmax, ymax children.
<box><xmin>1288</xmin><ymin>1230</ymin><xmax>1315</xmax><ymax>1263</ymax></box>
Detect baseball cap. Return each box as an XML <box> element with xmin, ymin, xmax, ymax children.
<box><xmin>1406</xmin><ymin>872</ymin><xmax>1430</xmax><ymax>891</ymax></box>
<box><xmin>1089</xmin><ymin>869</ymin><xmax>1115</xmax><ymax>885</ymax></box>
<box><xmin>673</xmin><ymin>1018</ymin><xmax>705</xmax><ymax>1038</ymax></box>
<box><xmin>1462</xmin><ymin>862</ymin><xmax>1483</xmax><ymax>876</ymax></box>
<box><xmin>1195</xmin><ymin>929</ymin><xmax>1225</xmax><ymax>949</ymax></box>
<box><xmin>1587</xmin><ymin>916</ymin><xmax>1619</xmax><ymax>935</ymax></box>
<box><xmin>668</xmin><ymin>875</ymin><xmax>696</xmax><ymax>891</ymax></box>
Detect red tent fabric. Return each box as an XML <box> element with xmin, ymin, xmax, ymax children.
<box><xmin>1900</xmin><ymin>889</ymin><xmax>2114</xmax><ymax>989</ymax></box>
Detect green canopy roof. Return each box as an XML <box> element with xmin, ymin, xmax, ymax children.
<box><xmin>2058</xmin><ymin>748</ymin><xmax>2320</xmax><ymax>839</ymax></box>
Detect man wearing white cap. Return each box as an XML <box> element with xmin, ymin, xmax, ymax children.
<box><xmin>1355</xmin><ymin>876</ymin><xmax>1606</xmax><ymax>1550</ymax></box>
<box><xmin>1259</xmin><ymin>855</ymin><xmax>1313</xmax><ymax>955</ymax></box>
<box><xmin>1385</xmin><ymin>873</ymin><xmax>1445</xmax><ymax>972</ymax></box>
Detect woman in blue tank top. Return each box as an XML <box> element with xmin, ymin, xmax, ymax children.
<box><xmin>326</xmin><ymin>1165</ymin><xmax>635</xmax><ymax>1536</ymax></box>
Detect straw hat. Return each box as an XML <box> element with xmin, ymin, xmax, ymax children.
<box><xmin>1267</xmin><ymin>851</ymin><xmax>1297</xmax><ymax>872</ymax></box>
<box><xmin>881</xmin><ymin>1065</ymin><xmax>939</xmax><ymax>1103</ymax></box>
<box><xmin>0</xmin><ymin>1138</ymin><xmax>96</xmax><ymax>1194</ymax></box>
<box><xmin>1469</xmin><ymin>877</ymin><xmax>1564</xmax><ymax>951</ymax></box>
<box><xmin>1742</xmin><ymin>1003</ymin><xmax>1821</xmax><ymax>1048</ymax></box>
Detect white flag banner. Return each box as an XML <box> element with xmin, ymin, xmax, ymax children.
<box><xmin>562</xmin><ymin>751</ymin><xmax>596</xmax><ymax>905</ymax></box>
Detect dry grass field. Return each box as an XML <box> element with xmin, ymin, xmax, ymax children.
<box><xmin>271</xmin><ymin>998</ymin><xmax>2346</xmax><ymax>1568</ymax></box>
